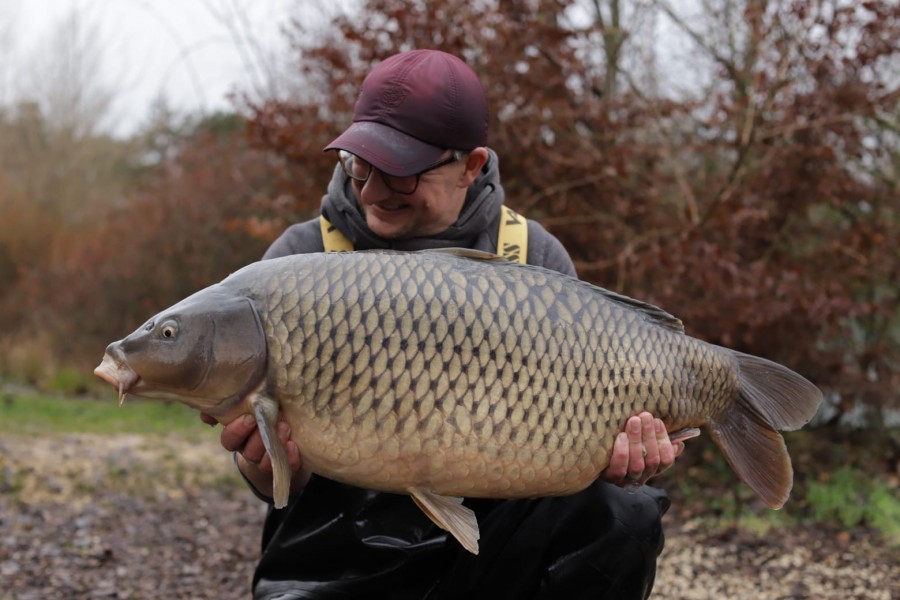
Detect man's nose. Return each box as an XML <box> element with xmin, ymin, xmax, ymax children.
<box><xmin>359</xmin><ymin>168</ymin><xmax>391</xmax><ymax>198</ymax></box>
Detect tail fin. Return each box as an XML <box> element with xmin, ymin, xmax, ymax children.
<box><xmin>707</xmin><ymin>352</ymin><xmax>823</xmax><ymax>509</ymax></box>
<box><xmin>735</xmin><ymin>352</ymin><xmax>823</xmax><ymax>430</ymax></box>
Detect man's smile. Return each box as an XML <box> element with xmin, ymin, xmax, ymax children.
<box><xmin>368</xmin><ymin>200</ymin><xmax>411</xmax><ymax>214</ymax></box>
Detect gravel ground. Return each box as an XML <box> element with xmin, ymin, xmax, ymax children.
<box><xmin>1</xmin><ymin>434</ymin><xmax>897</xmax><ymax>599</ymax></box>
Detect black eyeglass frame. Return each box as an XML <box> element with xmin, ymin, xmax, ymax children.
<box><xmin>337</xmin><ymin>150</ymin><xmax>465</xmax><ymax>195</ymax></box>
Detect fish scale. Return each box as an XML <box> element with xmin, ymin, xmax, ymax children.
<box><xmin>267</xmin><ymin>253</ymin><xmax>658</xmax><ymax>497</ymax></box>
<box><xmin>95</xmin><ymin>248</ymin><xmax>823</xmax><ymax>555</ymax></box>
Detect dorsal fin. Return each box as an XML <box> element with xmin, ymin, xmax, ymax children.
<box><xmin>422</xmin><ymin>247</ymin><xmax>507</xmax><ymax>261</ymax></box>
<box><xmin>588</xmin><ymin>286</ymin><xmax>685</xmax><ymax>334</ymax></box>
<box><xmin>422</xmin><ymin>247</ymin><xmax>685</xmax><ymax>334</ymax></box>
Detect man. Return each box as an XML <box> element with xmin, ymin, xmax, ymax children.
<box><xmin>210</xmin><ymin>49</ymin><xmax>686</xmax><ymax>599</ymax></box>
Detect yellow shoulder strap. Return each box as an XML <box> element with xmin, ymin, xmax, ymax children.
<box><xmin>322</xmin><ymin>206</ymin><xmax>528</xmax><ymax>261</ymax></box>
<box><xmin>497</xmin><ymin>205</ymin><xmax>528</xmax><ymax>263</ymax></box>
<box><xmin>320</xmin><ymin>215</ymin><xmax>354</xmax><ymax>252</ymax></box>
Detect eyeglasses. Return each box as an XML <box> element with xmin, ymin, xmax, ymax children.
<box><xmin>337</xmin><ymin>150</ymin><xmax>464</xmax><ymax>195</ymax></box>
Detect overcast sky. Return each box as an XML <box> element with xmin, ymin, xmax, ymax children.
<box><xmin>1</xmin><ymin>0</ymin><xmax>305</xmax><ymax>136</ymax></box>
<box><xmin>0</xmin><ymin>0</ymin><xmax>714</xmax><ymax>138</ymax></box>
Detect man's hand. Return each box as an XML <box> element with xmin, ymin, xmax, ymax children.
<box><xmin>600</xmin><ymin>412</ymin><xmax>690</xmax><ymax>487</ymax></box>
<box><xmin>201</xmin><ymin>412</ymin><xmax>308</xmax><ymax>498</ymax></box>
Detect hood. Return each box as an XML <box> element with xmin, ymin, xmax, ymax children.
<box><xmin>320</xmin><ymin>148</ymin><xmax>505</xmax><ymax>252</ymax></box>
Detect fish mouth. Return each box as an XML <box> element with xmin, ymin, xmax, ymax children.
<box><xmin>94</xmin><ymin>352</ymin><xmax>141</xmax><ymax>406</ymax></box>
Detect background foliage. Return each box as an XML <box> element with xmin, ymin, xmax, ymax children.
<box><xmin>0</xmin><ymin>0</ymin><xmax>897</xmax><ymax>431</ymax></box>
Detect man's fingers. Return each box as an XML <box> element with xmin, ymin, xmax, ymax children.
<box><xmin>599</xmin><ymin>432</ymin><xmax>630</xmax><ymax>483</ymax></box>
<box><xmin>231</xmin><ymin>418</ymin><xmax>298</xmax><ymax>475</ymax></box>
<box><xmin>285</xmin><ymin>440</ymin><xmax>302</xmax><ymax>474</ymax></box>
<box><xmin>627</xmin><ymin>416</ymin><xmax>646</xmax><ymax>481</ymax></box>
<box><xmin>613</xmin><ymin>431</ymin><xmax>630</xmax><ymax>478</ymax></box>
<box><xmin>654</xmin><ymin>419</ymin><xmax>677</xmax><ymax>473</ymax></box>
<box><xmin>640</xmin><ymin>414</ymin><xmax>661</xmax><ymax>476</ymax></box>
<box><xmin>220</xmin><ymin>414</ymin><xmax>257</xmax><ymax>451</ymax></box>
<box><xmin>222</xmin><ymin>414</ymin><xmax>269</xmax><ymax>467</ymax></box>
<box><xmin>242</xmin><ymin>432</ymin><xmax>269</xmax><ymax>465</ymax></box>
<box><xmin>595</xmin><ymin>413</ymin><xmax>697</xmax><ymax>486</ymax></box>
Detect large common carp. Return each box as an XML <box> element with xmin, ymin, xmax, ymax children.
<box><xmin>94</xmin><ymin>249</ymin><xmax>822</xmax><ymax>554</ymax></box>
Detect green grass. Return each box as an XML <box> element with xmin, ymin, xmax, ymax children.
<box><xmin>0</xmin><ymin>390</ymin><xmax>205</xmax><ymax>437</ymax></box>
<box><xmin>805</xmin><ymin>466</ymin><xmax>900</xmax><ymax>545</ymax></box>
<box><xmin>0</xmin><ymin>388</ymin><xmax>247</xmax><ymax>505</ymax></box>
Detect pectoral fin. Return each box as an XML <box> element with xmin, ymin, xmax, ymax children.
<box><xmin>669</xmin><ymin>427</ymin><xmax>701</xmax><ymax>444</ymax></box>
<box><xmin>409</xmin><ymin>487</ymin><xmax>480</xmax><ymax>555</ymax></box>
<box><xmin>249</xmin><ymin>392</ymin><xmax>291</xmax><ymax>509</ymax></box>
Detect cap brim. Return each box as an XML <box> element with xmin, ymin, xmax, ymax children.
<box><xmin>324</xmin><ymin>121</ymin><xmax>444</xmax><ymax>177</ymax></box>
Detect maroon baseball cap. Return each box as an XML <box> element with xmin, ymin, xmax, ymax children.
<box><xmin>324</xmin><ymin>49</ymin><xmax>489</xmax><ymax>177</ymax></box>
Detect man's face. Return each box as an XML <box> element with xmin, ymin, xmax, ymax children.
<box><xmin>351</xmin><ymin>153</ymin><xmax>470</xmax><ymax>240</ymax></box>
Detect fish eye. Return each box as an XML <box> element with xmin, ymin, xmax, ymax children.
<box><xmin>160</xmin><ymin>321</ymin><xmax>178</xmax><ymax>339</ymax></box>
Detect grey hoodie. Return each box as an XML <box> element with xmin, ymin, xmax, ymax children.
<box><xmin>263</xmin><ymin>149</ymin><xmax>576</xmax><ymax>277</ymax></box>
